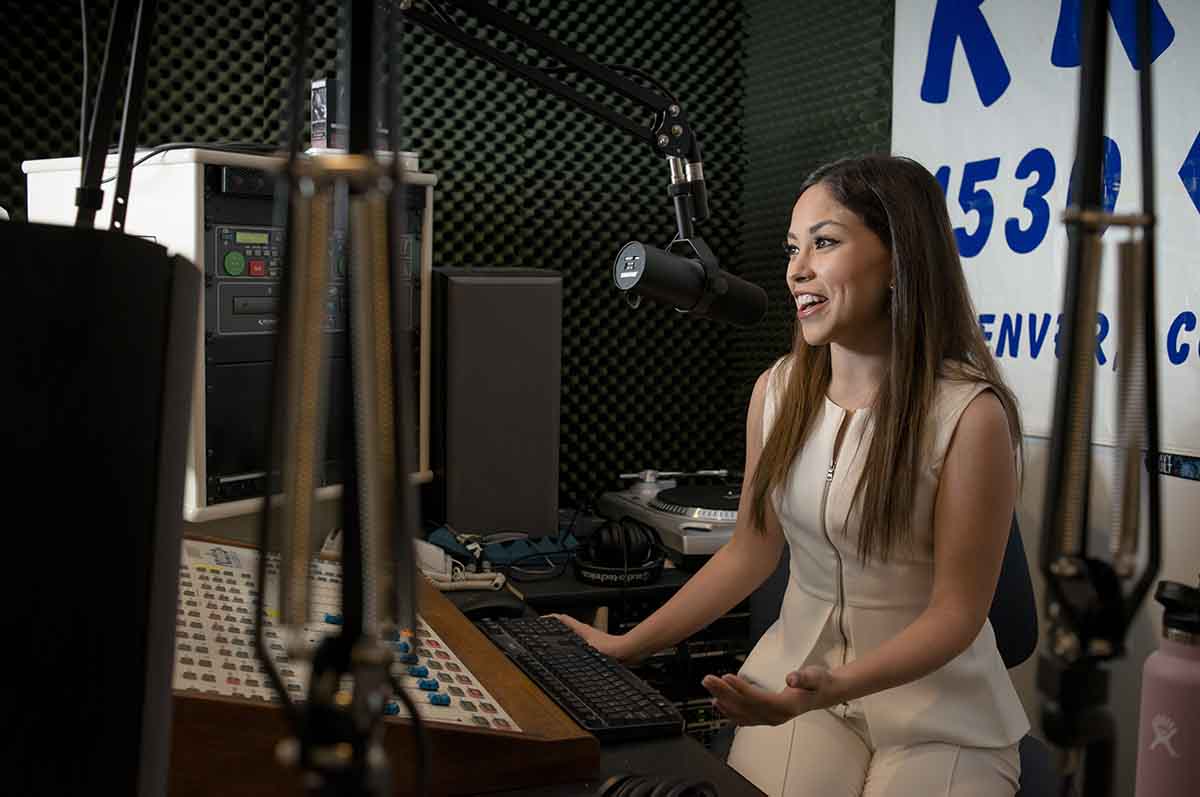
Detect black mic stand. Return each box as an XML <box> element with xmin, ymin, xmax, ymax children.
<box><xmin>1036</xmin><ymin>1</ymin><xmax>1162</xmax><ymax>794</ymax></box>
<box><xmin>254</xmin><ymin>1</ymin><xmax>423</xmax><ymax>795</ymax></box>
<box><xmin>251</xmin><ymin>2</ymin><xmax>767</xmax><ymax>791</ymax></box>
<box><xmin>74</xmin><ymin>0</ymin><xmax>159</xmax><ymax>230</ymax></box>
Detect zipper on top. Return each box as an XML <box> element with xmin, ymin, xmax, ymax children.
<box><xmin>821</xmin><ymin>409</ymin><xmax>853</xmax><ymax>716</ymax></box>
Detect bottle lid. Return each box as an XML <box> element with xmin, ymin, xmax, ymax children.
<box><xmin>1156</xmin><ymin>580</ymin><xmax>1200</xmax><ymax>637</ymax></box>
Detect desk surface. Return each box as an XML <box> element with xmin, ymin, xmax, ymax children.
<box><xmin>487</xmin><ymin>733</ymin><xmax>765</xmax><ymax>797</ymax></box>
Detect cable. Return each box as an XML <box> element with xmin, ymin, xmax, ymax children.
<box><xmin>500</xmin><ymin>549</ymin><xmax>574</xmax><ymax>582</ymax></box>
<box><xmin>96</xmin><ymin>141</ymin><xmax>280</xmax><ymax>184</ymax></box>
<box><xmin>426</xmin><ymin>0</ymin><xmax>456</xmax><ymax>29</ymax></box>
<box><xmin>79</xmin><ymin>0</ymin><xmax>88</xmax><ymax>172</ymax></box>
<box><xmin>480</xmin><ymin>531</ymin><xmax>532</xmax><ymax>545</ymax></box>
<box><xmin>611</xmin><ymin>65</ymin><xmax>679</xmax><ymax>105</ymax></box>
<box><xmin>426</xmin><ymin>494</ymin><xmax>618</xmax><ymax>582</ymax></box>
<box><xmin>510</xmin><ymin>557</ymin><xmax>566</xmax><ymax>580</ymax></box>
<box><xmin>541</xmin><ymin>63</ymin><xmax>679</xmax><ymax>106</ymax></box>
<box><xmin>561</xmin><ymin>484</ymin><xmax>611</xmax><ymax>541</ymax></box>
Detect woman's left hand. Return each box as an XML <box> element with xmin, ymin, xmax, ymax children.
<box><xmin>701</xmin><ymin>666</ymin><xmax>836</xmax><ymax>727</ymax></box>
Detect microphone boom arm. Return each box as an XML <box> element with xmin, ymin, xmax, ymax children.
<box><xmin>398</xmin><ymin>0</ymin><xmax>709</xmax><ymax>239</ymax></box>
<box><xmin>399</xmin><ymin>1</ymin><xmax>769</xmax><ymax>326</ymax></box>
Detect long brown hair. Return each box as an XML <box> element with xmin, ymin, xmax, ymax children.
<box><xmin>749</xmin><ymin>155</ymin><xmax>1021</xmax><ymax>563</ymax></box>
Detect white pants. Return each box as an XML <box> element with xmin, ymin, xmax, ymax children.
<box><xmin>727</xmin><ymin>708</ymin><xmax>1020</xmax><ymax>797</ymax></box>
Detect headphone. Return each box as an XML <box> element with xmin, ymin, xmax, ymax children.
<box><xmin>595</xmin><ymin>773</ymin><xmax>718</xmax><ymax>797</ymax></box>
<box><xmin>573</xmin><ymin>517</ymin><xmax>665</xmax><ymax>587</ymax></box>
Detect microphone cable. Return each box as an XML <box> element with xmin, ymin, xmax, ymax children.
<box><xmin>96</xmin><ymin>141</ymin><xmax>280</xmax><ymax>184</ymax></box>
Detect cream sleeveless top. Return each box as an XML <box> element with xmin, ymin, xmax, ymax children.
<box><xmin>737</xmin><ymin>356</ymin><xmax>1029</xmax><ymax>749</ymax></box>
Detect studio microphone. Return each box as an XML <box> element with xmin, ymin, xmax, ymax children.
<box><xmin>613</xmin><ymin>240</ymin><xmax>767</xmax><ymax>327</ymax></box>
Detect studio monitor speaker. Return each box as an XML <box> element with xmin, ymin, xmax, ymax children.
<box><xmin>427</xmin><ymin>268</ymin><xmax>562</xmax><ymax>538</ymax></box>
<box><xmin>3</xmin><ymin>222</ymin><xmax>200</xmax><ymax>796</ymax></box>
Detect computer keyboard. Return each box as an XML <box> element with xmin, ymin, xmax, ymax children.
<box><xmin>475</xmin><ymin>616</ymin><xmax>685</xmax><ymax>743</ymax></box>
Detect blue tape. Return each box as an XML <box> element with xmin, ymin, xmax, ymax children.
<box><xmin>425</xmin><ymin>526</ymin><xmax>578</xmax><ymax>566</ymax></box>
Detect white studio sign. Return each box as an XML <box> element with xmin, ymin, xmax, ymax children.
<box><xmin>892</xmin><ymin>0</ymin><xmax>1199</xmax><ymax>455</ymax></box>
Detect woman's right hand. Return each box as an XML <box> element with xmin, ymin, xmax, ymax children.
<box><xmin>546</xmin><ymin>613</ymin><xmax>638</xmax><ymax>662</ymax></box>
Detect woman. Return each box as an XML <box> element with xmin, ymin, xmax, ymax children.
<box><xmin>556</xmin><ymin>154</ymin><xmax>1028</xmax><ymax>796</ymax></box>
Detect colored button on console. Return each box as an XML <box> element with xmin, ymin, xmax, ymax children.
<box><xmin>223</xmin><ymin>251</ymin><xmax>246</xmax><ymax>276</ymax></box>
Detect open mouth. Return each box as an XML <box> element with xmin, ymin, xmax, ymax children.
<box><xmin>795</xmin><ymin>293</ymin><xmax>828</xmax><ymax>318</ymax></box>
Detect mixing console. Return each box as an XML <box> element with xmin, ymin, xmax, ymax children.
<box><xmin>174</xmin><ymin>539</ymin><xmax>521</xmax><ymax>733</ymax></box>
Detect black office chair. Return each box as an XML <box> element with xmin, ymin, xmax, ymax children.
<box><xmin>988</xmin><ymin>517</ymin><xmax>1057</xmax><ymax>797</ymax></box>
<box><xmin>713</xmin><ymin>517</ymin><xmax>1056</xmax><ymax>796</ymax></box>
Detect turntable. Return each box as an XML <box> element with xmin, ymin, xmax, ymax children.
<box><xmin>596</xmin><ymin>470</ymin><xmax>739</xmax><ymax>571</ymax></box>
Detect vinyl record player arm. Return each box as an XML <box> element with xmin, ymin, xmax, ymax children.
<box><xmin>559</xmin><ymin>369</ymin><xmax>785</xmax><ymax>662</ymax></box>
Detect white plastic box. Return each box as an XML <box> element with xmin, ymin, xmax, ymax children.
<box><xmin>23</xmin><ymin>148</ymin><xmax>436</xmax><ymax>523</ymax></box>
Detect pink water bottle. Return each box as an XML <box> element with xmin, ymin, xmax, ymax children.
<box><xmin>1135</xmin><ymin>579</ymin><xmax>1200</xmax><ymax>796</ymax></box>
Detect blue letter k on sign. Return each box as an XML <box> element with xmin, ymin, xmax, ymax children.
<box><xmin>921</xmin><ymin>0</ymin><xmax>1011</xmax><ymax>107</ymax></box>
